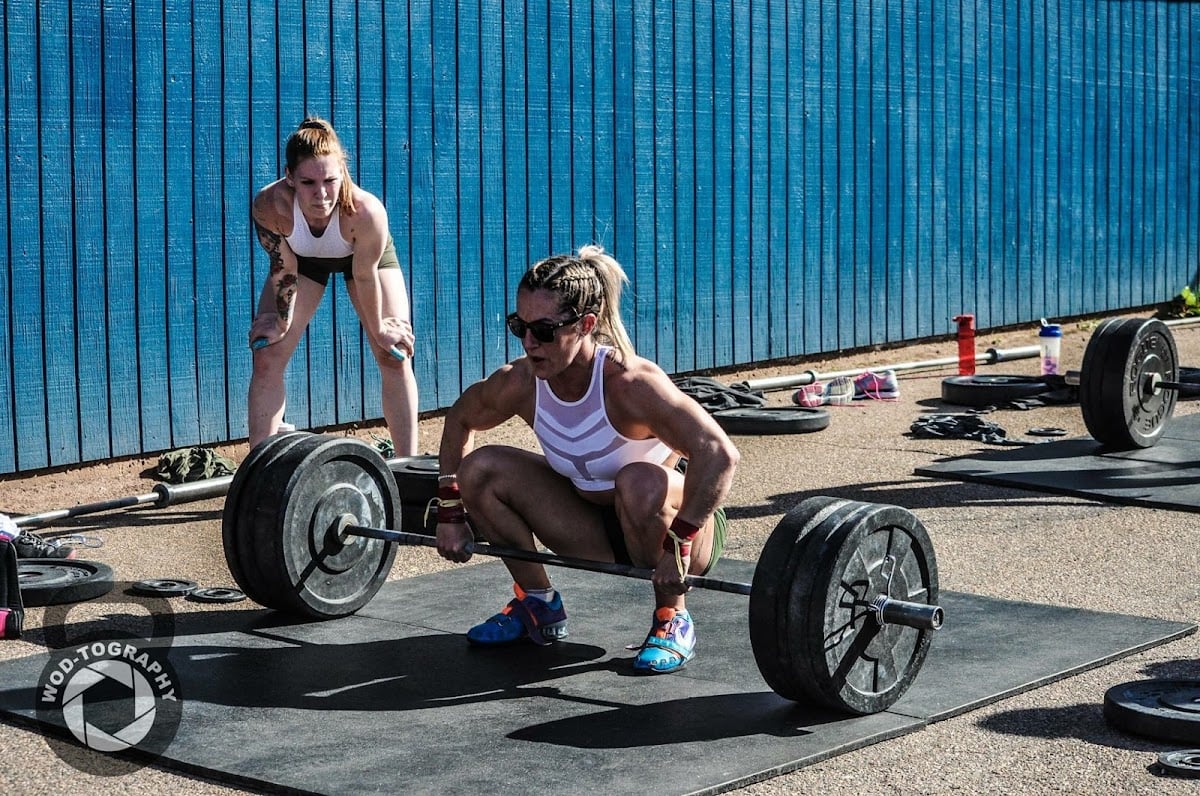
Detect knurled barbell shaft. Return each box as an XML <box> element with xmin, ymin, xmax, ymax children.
<box><xmin>343</xmin><ymin>523</ymin><xmax>943</xmax><ymax>631</ymax></box>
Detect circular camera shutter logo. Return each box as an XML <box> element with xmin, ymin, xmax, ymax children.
<box><xmin>61</xmin><ymin>658</ymin><xmax>158</xmax><ymax>752</ymax></box>
<box><xmin>37</xmin><ymin>634</ymin><xmax>182</xmax><ymax>775</ymax></box>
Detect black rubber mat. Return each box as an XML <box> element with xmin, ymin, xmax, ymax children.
<box><xmin>0</xmin><ymin>560</ymin><xmax>1192</xmax><ymax>795</ymax></box>
<box><xmin>915</xmin><ymin>412</ymin><xmax>1200</xmax><ymax>513</ymax></box>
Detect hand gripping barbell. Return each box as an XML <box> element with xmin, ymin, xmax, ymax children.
<box><xmin>221</xmin><ymin>432</ymin><xmax>944</xmax><ymax>715</ymax></box>
<box><xmin>1067</xmin><ymin>317</ymin><xmax>1182</xmax><ymax>450</ymax></box>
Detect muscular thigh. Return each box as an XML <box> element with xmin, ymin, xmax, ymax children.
<box><xmin>461</xmin><ymin>446</ymin><xmax>617</xmax><ymax>562</ymax></box>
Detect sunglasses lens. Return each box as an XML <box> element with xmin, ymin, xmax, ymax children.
<box><xmin>530</xmin><ymin>324</ymin><xmax>556</xmax><ymax>343</ymax></box>
<box><xmin>506</xmin><ymin>312</ymin><xmax>577</xmax><ymax>343</ymax></box>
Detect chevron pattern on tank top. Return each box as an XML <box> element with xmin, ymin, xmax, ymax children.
<box><xmin>533</xmin><ymin>346</ymin><xmax>673</xmax><ymax>490</ymax></box>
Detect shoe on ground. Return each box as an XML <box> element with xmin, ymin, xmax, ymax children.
<box><xmin>793</xmin><ymin>376</ymin><xmax>855</xmax><ymax>407</ymax></box>
<box><xmin>853</xmin><ymin>369</ymin><xmax>900</xmax><ymax>400</ymax></box>
<box><xmin>466</xmin><ymin>583</ymin><xmax>568</xmax><ymax>646</ymax></box>
<box><xmin>792</xmin><ymin>382</ymin><xmax>827</xmax><ymax>408</ymax></box>
<box><xmin>633</xmin><ymin>607</ymin><xmax>696</xmax><ymax>674</ymax></box>
<box><xmin>14</xmin><ymin>530</ymin><xmax>77</xmax><ymax>560</ymax></box>
<box><xmin>824</xmin><ymin>376</ymin><xmax>856</xmax><ymax>406</ymax></box>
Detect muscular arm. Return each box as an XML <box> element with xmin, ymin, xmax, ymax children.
<box><xmin>250</xmin><ymin>187</ymin><xmax>299</xmax><ymax>341</ymax></box>
<box><xmin>346</xmin><ymin>193</ymin><xmax>393</xmax><ymax>342</ymax></box>
<box><xmin>438</xmin><ymin>361</ymin><xmax>534</xmax><ymax>477</ymax></box>
<box><xmin>607</xmin><ymin>359</ymin><xmax>740</xmax><ymax>527</ymax></box>
<box><xmin>435</xmin><ymin>360</ymin><xmax>533</xmax><ymax>561</ymax></box>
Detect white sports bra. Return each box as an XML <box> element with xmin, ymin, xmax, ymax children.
<box><xmin>533</xmin><ymin>346</ymin><xmax>674</xmax><ymax>491</ymax></box>
<box><xmin>285</xmin><ymin>196</ymin><xmax>353</xmax><ymax>259</ymax></box>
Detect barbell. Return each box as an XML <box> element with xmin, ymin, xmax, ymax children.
<box><xmin>221</xmin><ymin>432</ymin><xmax>944</xmax><ymax>716</ymax></box>
<box><xmin>1071</xmin><ymin>317</ymin><xmax>1182</xmax><ymax>450</ymax></box>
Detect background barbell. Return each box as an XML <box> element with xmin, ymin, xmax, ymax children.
<box><xmin>1074</xmin><ymin>317</ymin><xmax>1182</xmax><ymax>450</ymax></box>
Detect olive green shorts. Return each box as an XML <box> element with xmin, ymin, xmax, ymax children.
<box><xmin>296</xmin><ymin>235</ymin><xmax>400</xmax><ymax>286</ymax></box>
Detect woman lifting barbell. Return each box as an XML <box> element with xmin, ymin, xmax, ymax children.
<box><xmin>434</xmin><ymin>245</ymin><xmax>740</xmax><ymax>674</ymax></box>
<box><xmin>246</xmin><ymin>116</ymin><xmax>418</xmax><ymax>452</ymax></box>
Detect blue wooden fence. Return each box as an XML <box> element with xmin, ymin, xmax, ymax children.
<box><xmin>1</xmin><ymin>0</ymin><xmax>1198</xmax><ymax>474</ymax></box>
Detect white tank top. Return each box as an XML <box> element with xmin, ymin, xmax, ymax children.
<box><xmin>533</xmin><ymin>346</ymin><xmax>674</xmax><ymax>492</ymax></box>
<box><xmin>285</xmin><ymin>196</ymin><xmax>354</xmax><ymax>259</ymax></box>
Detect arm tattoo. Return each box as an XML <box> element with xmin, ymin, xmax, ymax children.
<box><xmin>254</xmin><ymin>220</ymin><xmax>285</xmax><ymax>276</ymax></box>
<box><xmin>254</xmin><ymin>217</ymin><xmax>295</xmax><ymax>322</ymax></box>
<box><xmin>276</xmin><ymin>274</ymin><xmax>297</xmax><ymax>323</ymax></box>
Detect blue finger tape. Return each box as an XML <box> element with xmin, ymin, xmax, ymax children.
<box><xmin>389</xmin><ymin>346</ymin><xmax>408</xmax><ymax>362</ymax></box>
<box><xmin>251</xmin><ymin>338</ymin><xmax>269</xmax><ymax>350</ymax></box>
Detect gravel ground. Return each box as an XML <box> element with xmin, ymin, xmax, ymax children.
<box><xmin>1</xmin><ymin>312</ymin><xmax>1198</xmax><ymax>795</ymax></box>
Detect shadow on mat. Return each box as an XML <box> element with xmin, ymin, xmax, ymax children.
<box><xmin>12</xmin><ymin>608</ymin><xmax>844</xmax><ymax>743</ymax></box>
<box><xmin>508</xmin><ymin>690</ymin><xmax>826</xmax><ymax>746</ymax></box>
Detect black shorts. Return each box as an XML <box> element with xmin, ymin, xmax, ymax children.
<box><xmin>296</xmin><ymin>236</ymin><xmax>400</xmax><ymax>286</ymax></box>
<box><xmin>599</xmin><ymin>505</ymin><xmax>727</xmax><ymax>574</ymax></box>
<box><xmin>599</xmin><ymin>505</ymin><xmax>633</xmax><ymax>566</ymax></box>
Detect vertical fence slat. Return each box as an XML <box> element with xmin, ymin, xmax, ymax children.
<box><xmin>133</xmin><ymin>0</ymin><xmax>170</xmax><ymax>452</ymax></box>
<box><xmin>480</xmin><ymin>0</ymin><xmax>508</xmax><ymax>375</ymax></box>
<box><xmin>653</xmin><ymin>1</ymin><xmax>677</xmax><ymax>369</ymax></box>
<box><xmin>222</xmin><ymin>0</ymin><xmax>253</xmax><ymax>442</ymax></box>
<box><xmin>332</xmin><ymin>0</ymin><xmax>366</xmax><ymax>426</ymax></box>
<box><xmin>103</xmin><ymin>0</ymin><xmax>140</xmax><ymax>455</ymax></box>
<box><xmin>8</xmin><ymin>1</ymin><xmax>47</xmax><ymax>470</ymax></box>
<box><xmin>0</xmin><ymin>5</ymin><xmax>12</xmax><ymax>473</ymax></box>
<box><xmin>674</xmin><ymin>1</ymin><xmax>696</xmax><ymax>372</ymax></box>
<box><xmin>502</xmin><ymin>0</ymin><xmax>528</xmax><ymax>364</ymax></box>
<box><xmin>851</xmin><ymin>0</ymin><xmax>872</xmax><ymax>347</ymax></box>
<box><xmin>456</xmin><ymin>0</ymin><xmax>484</xmax><ymax>392</ymax></box>
<box><xmin>407</xmin><ymin>0</ymin><xmax>437</xmax><ymax>405</ymax></box>
<box><xmin>430</xmin><ymin>1</ymin><xmax>460</xmax><ymax>405</ymax></box>
<box><xmin>193</xmin><ymin>0</ymin><xmax>229</xmax><ymax>442</ymax></box>
<box><xmin>711</xmin><ymin>0</ymin><xmax>734</xmax><ymax>365</ymax></box>
<box><xmin>749</xmin><ymin>0</ymin><xmax>770</xmax><ymax>361</ymax></box>
<box><xmin>164</xmin><ymin>0</ymin><xmax>200</xmax><ymax>446</ymax></box>
<box><xmin>547</xmin><ymin>2</ymin><xmax>573</xmax><ymax>255</ymax></box>
<box><xmin>39</xmin><ymin>3</ymin><xmax>79</xmax><ymax>465</ymax></box>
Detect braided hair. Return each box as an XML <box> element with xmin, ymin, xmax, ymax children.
<box><xmin>518</xmin><ymin>244</ymin><xmax>636</xmax><ymax>362</ymax></box>
<box><xmin>284</xmin><ymin>116</ymin><xmax>356</xmax><ymax>213</ymax></box>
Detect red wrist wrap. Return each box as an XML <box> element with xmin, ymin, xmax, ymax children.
<box><xmin>436</xmin><ymin>484</ymin><xmax>466</xmax><ymax>524</ymax></box>
<box><xmin>669</xmin><ymin>517</ymin><xmax>701</xmax><ymax>541</ymax></box>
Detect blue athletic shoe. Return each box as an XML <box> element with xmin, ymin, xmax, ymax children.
<box><xmin>466</xmin><ymin>583</ymin><xmax>568</xmax><ymax>647</ymax></box>
<box><xmin>632</xmin><ymin>607</ymin><xmax>696</xmax><ymax>674</ymax></box>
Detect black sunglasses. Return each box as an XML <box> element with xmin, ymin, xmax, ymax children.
<box><xmin>506</xmin><ymin>311</ymin><xmax>582</xmax><ymax>343</ymax></box>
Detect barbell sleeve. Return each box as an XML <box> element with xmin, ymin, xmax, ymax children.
<box><xmin>12</xmin><ymin>492</ymin><xmax>163</xmax><ymax>527</ymax></box>
<box><xmin>152</xmin><ymin>475</ymin><xmax>236</xmax><ymax>507</ymax></box>
<box><xmin>343</xmin><ymin>523</ymin><xmax>941</xmax><ymax>630</ymax></box>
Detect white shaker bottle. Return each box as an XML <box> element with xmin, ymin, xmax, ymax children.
<box><xmin>1038</xmin><ymin>320</ymin><xmax>1062</xmax><ymax>376</ymax></box>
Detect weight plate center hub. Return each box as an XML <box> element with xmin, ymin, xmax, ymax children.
<box><xmin>308</xmin><ymin>481</ymin><xmax>380</xmax><ymax>574</ymax></box>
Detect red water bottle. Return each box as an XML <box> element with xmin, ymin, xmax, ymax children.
<box><xmin>954</xmin><ymin>314</ymin><xmax>976</xmax><ymax>375</ymax></box>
